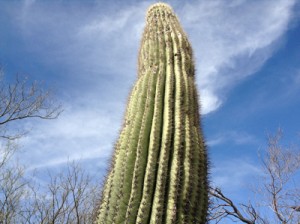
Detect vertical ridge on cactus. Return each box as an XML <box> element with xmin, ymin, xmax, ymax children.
<box><xmin>97</xmin><ymin>2</ymin><xmax>208</xmax><ymax>224</ymax></box>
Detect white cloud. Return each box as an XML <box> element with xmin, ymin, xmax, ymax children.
<box><xmin>211</xmin><ymin>159</ymin><xmax>262</xmax><ymax>190</ymax></box>
<box><xmin>15</xmin><ymin>1</ymin><xmax>150</xmax><ymax>83</ymax></box>
<box><xmin>18</xmin><ymin>104</ymin><xmax>120</xmax><ymax>170</ymax></box>
<box><xmin>200</xmin><ymin>89</ymin><xmax>222</xmax><ymax>114</ymax></box>
<box><xmin>207</xmin><ymin>131</ymin><xmax>258</xmax><ymax>146</ymax></box>
<box><xmin>179</xmin><ymin>0</ymin><xmax>296</xmax><ymax>114</ymax></box>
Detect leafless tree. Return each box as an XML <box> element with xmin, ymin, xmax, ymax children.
<box><xmin>0</xmin><ymin>158</ymin><xmax>100</xmax><ymax>224</ymax></box>
<box><xmin>0</xmin><ymin>68</ymin><xmax>101</xmax><ymax>224</ymax></box>
<box><xmin>0</xmin><ymin>143</ymin><xmax>27</xmax><ymax>224</ymax></box>
<box><xmin>20</xmin><ymin>162</ymin><xmax>100</xmax><ymax>224</ymax></box>
<box><xmin>208</xmin><ymin>187</ymin><xmax>270</xmax><ymax>224</ymax></box>
<box><xmin>0</xmin><ymin>68</ymin><xmax>62</xmax><ymax>223</ymax></box>
<box><xmin>0</xmin><ymin>69</ymin><xmax>62</xmax><ymax>140</ymax></box>
<box><xmin>209</xmin><ymin>129</ymin><xmax>300</xmax><ymax>224</ymax></box>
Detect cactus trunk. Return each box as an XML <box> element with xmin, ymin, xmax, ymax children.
<box><xmin>97</xmin><ymin>3</ymin><xmax>208</xmax><ymax>224</ymax></box>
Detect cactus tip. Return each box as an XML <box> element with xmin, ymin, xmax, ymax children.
<box><xmin>147</xmin><ymin>2</ymin><xmax>172</xmax><ymax>10</ymax></box>
<box><xmin>146</xmin><ymin>2</ymin><xmax>174</xmax><ymax>19</ymax></box>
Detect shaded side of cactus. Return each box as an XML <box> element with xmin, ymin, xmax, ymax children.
<box><xmin>97</xmin><ymin>3</ymin><xmax>208</xmax><ymax>224</ymax></box>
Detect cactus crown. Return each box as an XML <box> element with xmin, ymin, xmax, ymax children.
<box><xmin>146</xmin><ymin>2</ymin><xmax>174</xmax><ymax>19</ymax></box>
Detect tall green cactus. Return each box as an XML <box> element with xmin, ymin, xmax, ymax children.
<box><xmin>97</xmin><ymin>3</ymin><xmax>208</xmax><ymax>224</ymax></box>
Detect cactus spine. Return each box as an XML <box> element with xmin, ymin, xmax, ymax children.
<box><xmin>97</xmin><ymin>3</ymin><xmax>208</xmax><ymax>224</ymax></box>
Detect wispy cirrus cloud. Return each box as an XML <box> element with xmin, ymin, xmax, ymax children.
<box><xmin>211</xmin><ymin>158</ymin><xmax>262</xmax><ymax>190</ymax></box>
<box><xmin>19</xmin><ymin>104</ymin><xmax>118</xmax><ymax>171</ymax></box>
<box><xmin>179</xmin><ymin>0</ymin><xmax>297</xmax><ymax>113</ymax></box>
<box><xmin>207</xmin><ymin>131</ymin><xmax>258</xmax><ymax>147</ymax></box>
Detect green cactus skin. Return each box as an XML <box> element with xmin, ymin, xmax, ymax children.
<box><xmin>97</xmin><ymin>3</ymin><xmax>208</xmax><ymax>224</ymax></box>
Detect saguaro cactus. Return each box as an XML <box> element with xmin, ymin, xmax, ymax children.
<box><xmin>97</xmin><ymin>3</ymin><xmax>208</xmax><ymax>224</ymax></box>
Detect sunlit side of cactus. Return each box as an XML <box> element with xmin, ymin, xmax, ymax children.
<box><xmin>97</xmin><ymin>3</ymin><xmax>208</xmax><ymax>224</ymax></box>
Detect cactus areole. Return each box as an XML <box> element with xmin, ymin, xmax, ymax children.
<box><xmin>97</xmin><ymin>3</ymin><xmax>208</xmax><ymax>224</ymax></box>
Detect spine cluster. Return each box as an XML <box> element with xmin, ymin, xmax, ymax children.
<box><xmin>97</xmin><ymin>3</ymin><xmax>208</xmax><ymax>224</ymax></box>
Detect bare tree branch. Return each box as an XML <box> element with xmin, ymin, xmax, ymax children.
<box><xmin>0</xmin><ymin>72</ymin><xmax>63</xmax><ymax>140</ymax></box>
<box><xmin>209</xmin><ymin>187</ymin><xmax>257</xmax><ymax>224</ymax></box>
<box><xmin>0</xmin><ymin>67</ymin><xmax>64</xmax><ymax>223</ymax></box>
<box><xmin>22</xmin><ymin>162</ymin><xmax>100</xmax><ymax>224</ymax></box>
<box><xmin>209</xmin><ymin>129</ymin><xmax>300</xmax><ymax>224</ymax></box>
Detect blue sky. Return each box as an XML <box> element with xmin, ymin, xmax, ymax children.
<box><xmin>1</xmin><ymin>0</ymin><xmax>300</xmax><ymax>222</ymax></box>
